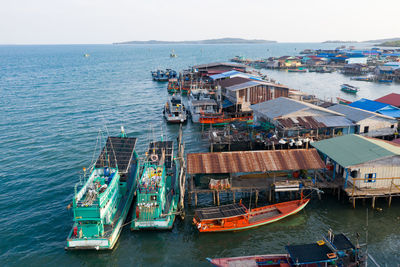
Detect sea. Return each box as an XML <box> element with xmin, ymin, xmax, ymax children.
<box><xmin>0</xmin><ymin>43</ymin><xmax>399</xmax><ymax>266</ymax></box>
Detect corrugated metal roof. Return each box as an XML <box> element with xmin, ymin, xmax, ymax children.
<box><xmin>187</xmin><ymin>149</ymin><xmax>325</xmax><ymax>174</ymax></box>
<box><xmin>226</xmin><ymin>80</ymin><xmax>261</xmax><ymax>91</ymax></box>
<box><xmin>314</xmin><ymin>115</ymin><xmax>355</xmax><ymax>127</ymax></box>
<box><xmin>349</xmin><ymin>98</ymin><xmax>391</xmax><ymax>112</ymax></box>
<box><xmin>327</xmin><ymin>104</ymin><xmax>393</xmax><ymax>122</ymax></box>
<box><xmin>251</xmin><ymin>97</ymin><xmax>343</xmax><ymax>119</ymax></box>
<box><xmin>210</xmin><ymin>70</ymin><xmax>242</xmax><ymax>80</ymax></box>
<box><xmin>376</xmin><ymin>93</ymin><xmax>400</xmax><ymax>107</ymax></box>
<box><xmin>311</xmin><ymin>134</ymin><xmax>400</xmax><ymax>167</ymax></box>
<box><xmin>219</xmin><ymin>77</ymin><xmax>252</xmax><ymax>88</ymax></box>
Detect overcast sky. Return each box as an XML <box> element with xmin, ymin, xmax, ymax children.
<box><xmin>0</xmin><ymin>0</ymin><xmax>399</xmax><ymax>44</ymax></box>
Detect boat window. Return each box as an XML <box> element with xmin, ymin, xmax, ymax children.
<box><xmin>363</xmin><ymin>126</ymin><xmax>369</xmax><ymax>133</ymax></box>
<box><xmin>391</xmin><ymin>125</ymin><xmax>394</xmax><ymax>128</ymax></box>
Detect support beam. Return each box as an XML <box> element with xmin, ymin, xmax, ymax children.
<box><xmin>372</xmin><ymin>196</ymin><xmax>376</xmax><ymax>209</ymax></box>
<box><xmin>344</xmin><ymin>168</ymin><xmax>349</xmax><ymax>189</ymax></box>
<box><xmin>255</xmin><ymin>190</ymin><xmax>259</xmax><ymax>207</ymax></box>
<box><xmin>353</xmin><ymin>198</ymin><xmax>356</xmax><ymax>209</ymax></box>
<box><xmin>233</xmin><ymin>191</ymin><xmax>236</xmax><ymax>204</ymax></box>
<box><xmin>389</xmin><ymin>195</ymin><xmax>392</xmax><ymax>207</ymax></box>
<box><xmin>332</xmin><ymin>161</ymin><xmax>336</xmax><ymax>181</ymax></box>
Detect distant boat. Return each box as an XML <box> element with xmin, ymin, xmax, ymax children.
<box><xmin>151</xmin><ymin>69</ymin><xmax>177</xmax><ymax>82</ymax></box>
<box><xmin>288</xmin><ymin>68</ymin><xmax>307</xmax><ymax>73</ymax></box>
<box><xmin>193</xmin><ymin>198</ymin><xmax>309</xmax><ymax>232</ymax></box>
<box><xmin>84</xmin><ymin>53</ymin><xmax>90</xmax><ymax>57</ymax></box>
<box><xmin>351</xmin><ymin>76</ymin><xmax>373</xmax><ymax>82</ymax></box>
<box><xmin>378</xmin><ymin>79</ymin><xmax>393</xmax><ymax>83</ymax></box>
<box><xmin>336</xmin><ymin>97</ymin><xmax>352</xmax><ymax>105</ymax></box>
<box><xmin>170</xmin><ymin>49</ymin><xmax>177</xmax><ymax>58</ymax></box>
<box><xmin>341</xmin><ymin>84</ymin><xmax>359</xmax><ymax>94</ymax></box>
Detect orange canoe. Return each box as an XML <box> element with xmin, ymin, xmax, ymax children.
<box><xmin>193</xmin><ymin>199</ymin><xmax>310</xmax><ymax>232</ymax></box>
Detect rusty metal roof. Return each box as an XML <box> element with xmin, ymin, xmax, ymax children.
<box><xmin>187</xmin><ymin>149</ymin><xmax>325</xmax><ymax>174</ymax></box>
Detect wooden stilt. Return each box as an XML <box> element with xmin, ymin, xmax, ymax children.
<box><xmin>255</xmin><ymin>190</ymin><xmax>259</xmax><ymax>207</ymax></box>
<box><xmin>269</xmin><ymin>186</ymin><xmax>272</xmax><ymax>202</ymax></box>
<box><xmin>213</xmin><ymin>191</ymin><xmax>216</xmax><ymax>205</ymax></box>
<box><xmin>317</xmin><ymin>191</ymin><xmax>321</xmax><ymax>200</ymax></box>
<box><xmin>233</xmin><ymin>191</ymin><xmax>236</xmax><ymax>204</ymax></box>
<box><xmin>353</xmin><ymin>198</ymin><xmax>356</xmax><ymax>209</ymax></box>
<box><xmin>362</xmin><ymin>198</ymin><xmax>366</xmax><ymax>206</ymax></box>
<box><xmin>289</xmin><ymin>191</ymin><xmax>292</xmax><ymax>200</ymax></box>
<box><xmin>217</xmin><ymin>191</ymin><xmax>220</xmax><ymax>206</ymax></box>
<box><xmin>372</xmin><ymin>196</ymin><xmax>376</xmax><ymax>209</ymax></box>
<box><xmin>194</xmin><ymin>192</ymin><xmax>198</xmax><ymax>207</ymax></box>
<box><xmin>337</xmin><ymin>187</ymin><xmax>340</xmax><ymax>201</ymax></box>
<box><xmin>389</xmin><ymin>195</ymin><xmax>392</xmax><ymax>207</ymax></box>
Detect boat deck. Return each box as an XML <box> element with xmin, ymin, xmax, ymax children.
<box><xmin>95</xmin><ymin>137</ymin><xmax>137</xmax><ymax>180</ymax></box>
<box><xmin>285</xmin><ymin>243</ymin><xmax>335</xmax><ymax>264</ymax></box>
<box><xmin>248</xmin><ymin>209</ymin><xmax>280</xmax><ymax>223</ymax></box>
<box><xmin>195</xmin><ymin>203</ymin><xmax>247</xmax><ymax>221</ymax></box>
<box><xmin>327</xmin><ymin>233</ymin><xmax>355</xmax><ymax>251</ymax></box>
<box><xmin>148</xmin><ymin>141</ymin><xmax>174</xmax><ymax>169</ymax></box>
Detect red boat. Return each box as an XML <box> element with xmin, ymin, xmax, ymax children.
<box><xmin>208</xmin><ymin>254</ymin><xmax>290</xmax><ymax>267</ymax></box>
<box><xmin>336</xmin><ymin>97</ymin><xmax>352</xmax><ymax>105</ymax></box>
<box><xmin>193</xmin><ymin>198</ymin><xmax>310</xmax><ymax>232</ymax></box>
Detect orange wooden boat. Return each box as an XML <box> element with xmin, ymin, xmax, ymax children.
<box><xmin>193</xmin><ymin>198</ymin><xmax>310</xmax><ymax>232</ymax></box>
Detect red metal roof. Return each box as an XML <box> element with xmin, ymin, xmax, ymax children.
<box><xmin>187</xmin><ymin>149</ymin><xmax>325</xmax><ymax>174</ymax></box>
<box><xmin>375</xmin><ymin>93</ymin><xmax>400</xmax><ymax>107</ymax></box>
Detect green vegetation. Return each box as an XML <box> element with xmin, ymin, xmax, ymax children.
<box><xmin>378</xmin><ymin>40</ymin><xmax>400</xmax><ymax>47</ymax></box>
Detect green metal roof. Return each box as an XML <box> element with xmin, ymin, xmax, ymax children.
<box><xmin>311</xmin><ymin>134</ymin><xmax>400</xmax><ymax>167</ymax></box>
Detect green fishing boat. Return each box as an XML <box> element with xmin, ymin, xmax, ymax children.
<box><xmin>131</xmin><ymin>141</ymin><xmax>180</xmax><ymax>230</ymax></box>
<box><xmin>66</xmin><ymin>128</ymin><xmax>139</xmax><ymax>250</ymax></box>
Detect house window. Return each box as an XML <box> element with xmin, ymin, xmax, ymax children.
<box><xmin>364</xmin><ymin>173</ymin><xmax>376</xmax><ymax>183</ymax></box>
<box><xmin>364</xmin><ymin>126</ymin><xmax>369</xmax><ymax>133</ymax></box>
<box><xmin>391</xmin><ymin>125</ymin><xmax>394</xmax><ymax>128</ymax></box>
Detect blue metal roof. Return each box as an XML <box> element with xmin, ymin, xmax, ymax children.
<box><xmin>209</xmin><ymin>70</ymin><xmax>242</xmax><ymax>80</ymax></box>
<box><xmin>226</xmin><ymin>80</ymin><xmax>261</xmax><ymax>91</ymax></box>
<box><xmin>349</xmin><ymin>98</ymin><xmax>391</xmax><ymax>112</ymax></box>
<box><xmin>378</xmin><ymin>109</ymin><xmax>400</xmax><ymax>118</ymax></box>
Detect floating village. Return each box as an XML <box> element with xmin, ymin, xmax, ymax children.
<box><xmin>65</xmin><ymin>46</ymin><xmax>400</xmax><ymax>266</ymax></box>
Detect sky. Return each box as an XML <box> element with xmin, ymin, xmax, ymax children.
<box><xmin>0</xmin><ymin>0</ymin><xmax>399</xmax><ymax>44</ymax></box>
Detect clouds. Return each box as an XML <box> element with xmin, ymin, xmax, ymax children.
<box><xmin>0</xmin><ymin>0</ymin><xmax>399</xmax><ymax>44</ymax></box>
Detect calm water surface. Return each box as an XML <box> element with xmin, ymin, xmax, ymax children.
<box><xmin>0</xmin><ymin>43</ymin><xmax>399</xmax><ymax>266</ymax></box>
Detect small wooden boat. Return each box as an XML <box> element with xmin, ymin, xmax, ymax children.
<box><xmin>193</xmin><ymin>198</ymin><xmax>309</xmax><ymax>232</ymax></box>
<box><xmin>336</xmin><ymin>97</ymin><xmax>352</xmax><ymax>105</ymax></box>
<box><xmin>378</xmin><ymin>79</ymin><xmax>393</xmax><ymax>83</ymax></box>
<box><xmin>207</xmin><ymin>232</ymin><xmax>365</xmax><ymax>267</ymax></box>
<box><xmin>341</xmin><ymin>84</ymin><xmax>359</xmax><ymax>94</ymax></box>
<box><xmin>288</xmin><ymin>68</ymin><xmax>307</xmax><ymax>72</ymax></box>
<box><xmin>170</xmin><ymin>49</ymin><xmax>177</xmax><ymax>58</ymax></box>
<box><xmin>351</xmin><ymin>76</ymin><xmax>373</xmax><ymax>82</ymax></box>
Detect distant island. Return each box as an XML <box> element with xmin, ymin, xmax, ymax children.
<box><xmin>377</xmin><ymin>40</ymin><xmax>400</xmax><ymax>47</ymax></box>
<box><xmin>363</xmin><ymin>37</ymin><xmax>400</xmax><ymax>43</ymax></box>
<box><xmin>322</xmin><ymin>40</ymin><xmax>357</xmax><ymax>43</ymax></box>
<box><xmin>114</xmin><ymin>38</ymin><xmax>277</xmax><ymax>45</ymax></box>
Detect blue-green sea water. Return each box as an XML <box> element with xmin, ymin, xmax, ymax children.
<box><xmin>0</xmin><ymin>43</ymin><xmax>399</xmax><ymax>266</ymax></box>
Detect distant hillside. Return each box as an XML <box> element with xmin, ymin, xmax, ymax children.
<box><xmin>378</xmin><ymin>40</ymin><xmax>400</xmax><ymax>47</ymax></box>
<box><xmin>363</xmin><ymin>37</ymin><xmax>400</xmax><ymax>43</ymax></box>
<box><xmin>114</xmin><ymin>38</ymin><xmax>276</xmax><ymax>45</ymax></box>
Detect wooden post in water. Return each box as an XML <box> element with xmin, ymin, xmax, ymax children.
<box><xmin>353</xmin><ymin>197</ymin><xmax>356</xmax><ymax>209</ymax></box>
<box><xmin>217</xmin><ymin>191</ymin><xmax>220</xmax><ymax>206</ymax></box>
<box><xmin>213</xmin><ymin>191</ymin><xmax>216</xmax><ymax>205</ymax></box>
<box><xmin>389</xmin><ymin>195</ymin><xmax>392</xmax><ymax>207</ymax></box>
<box><xmin>337</xmin><ymin>187</ymin><xmax>341</xmax><ymax>201</ymax></box>
<box><xmin>233</xmin><ymin>191</ymin><xmax>236</xmax><ymax>204</ymax></box>
<box><xmin>372</xmin><ymin>196</ymin><xmax>376</xmax><ymax>209</ymax></box>
<box><xmin>194</xmin><ymin>192</ymin><xmax>198</xmax><ymax>207</ymax></box>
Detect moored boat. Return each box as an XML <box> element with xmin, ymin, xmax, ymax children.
<box><xmin>336</xmin><ymin>97</ymin><xmax>352</xmax><ymax>105</ymax></box>
<box><xmin>66</xmin><ymin>128</ymin><xmax>139</xmax><ymax>250</ymax></box>
<box><xmin>378</xmin><ymin>79</ymin><xmax>393</xmax><ymax>83</ymax></box>
<box><xmin>151</xmin><ymin>69</ymin><xmax>177</xmax><ymax>82</ymax></box>
<box><xmin>341</xmin><ymin>83</ymin><xmax>359</xmax><ymax>94</ymax></box>
<box><xmin>288</xmin><ymin>68</ymin><xmax>307</xmax><ymax>72</ymax></box>
<box><xmin>188</xmin><ymin>90</ymin><xmax>219</xmax><ymax>123</ymax></box>
<box><xmin>131</xmin><ymin>141</ymin><xmax>180</xmax><ymax>230</ymax></box>
<box><xmin>163</xmin><ymin>94</ymin><xmax>187</xmax><ymax>123</ymax></box>
<box><xmin>207</xmin><ymin>232</ymin><xmax>364</xmax><ymax>267</ymax></box>
<box><xmin>193</xmin><ymin>198</ymin><xmax>310</xmax><ymax>233</ymax></box>
<box><xmin>351</xmin><ymin>76</ymin><xmax>373</xmax><ymax>82</ymax></box>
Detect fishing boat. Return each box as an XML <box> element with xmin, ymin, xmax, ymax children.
<box><xmin>351</xmin><ymin>76</ymin><xmax>373</xmax><ymax>82</ymax></box>
<box><xmin>167</xmin><ymin>78</ymin><xmax>190</xmax><ymax>95</ymax></box>
<box><xmin>66</xmin><ymin>128</ymin><xmax>139</xmax><ymax>250</ymax></box>
<box><xmin>170</xmin><ymin>49</ymin><xmax>177</xmax><ymax>58</ymax></box>
<box><xmin>193</xmin><ymin>198</ymin><xmax>309</xmax><ymax>233</ymax></box>
<box><xmin>378</xmin><ymin>79</ymin><xmax>393</xmax><ymax>83</ymax></box>
<box><xmin>187</xmin><ymin>90</ymin><xmax>219</xmax><ymax>123</ymax></box>
<box><xmin>207</xmin><ymin>232</ymin><xmax>365</xmax><ymax>267</ymax></box>
<box><xmin>336</xmin><ymin>97</ymin><xmax>352</xmax><ymax>105</ymax></box>
<box><xmin>163</xmin><ymin>94</ymin><xmax>187</xmax><ymax>123</ymax></box>
<box><xmin>198</xmin><ymin>111</ymin><xmax>253</xmax><ymax>126</ymax></box>
<box><xmin>288</xmin><ymin>68</ymin><xmax>307</xmax><ymax>73</ymax></box>
<box><xmin>131</xmin><ymin>141</ymin><xmax>180</xmax><ymax>230</ymax></box>
<box><xmin>341</xmin><ymin>84</ymin><xmax>359</xmax><ymax>94</ymax></box>
<box><xmin>151</xmin><ymin>69</ymin><xmax>177</xmax><ymax>82</ymax></box>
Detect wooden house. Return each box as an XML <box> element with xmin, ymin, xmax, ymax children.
<box><xmin>328</xmin><ymin>104</ymin><xmax>398</xmax><ymax>138</ymax></box>
<box><xmin>312</xmin><ymin>134</ymin><xmax>400</xmax><ymax>195</ymax></box>
<box><xmin>219</xmin><ymin>77</ymin><xmax>289</xmax><ymax>111</ymax></box>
